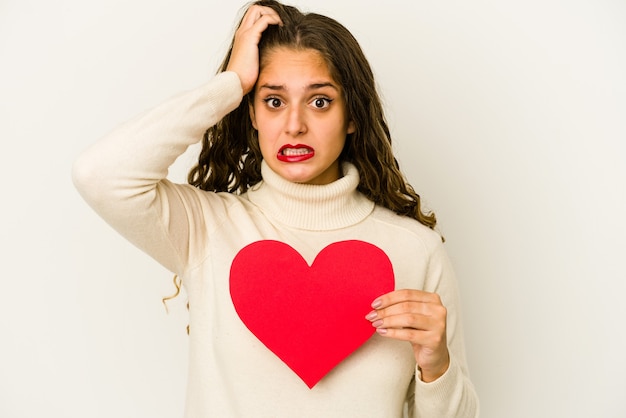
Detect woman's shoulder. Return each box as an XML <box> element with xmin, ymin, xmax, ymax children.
<box><xmin>159</xmin><ymin>180</ymin><xmax>253</xmax><ymax>212</ymax></box>
<box><xmin>370</xmin><ymin>205</ymin><xmax>444</xmax><ymax>249</ymax></box>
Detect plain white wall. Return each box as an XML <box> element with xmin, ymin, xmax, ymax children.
<box><xmin>1</xmin><ymin>0</ymin><xmax>625</xmax><ymax>417</ymax></box>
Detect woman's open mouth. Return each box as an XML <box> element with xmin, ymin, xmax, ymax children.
<box><xmin>277</xmin><ymin>144</ymin><xmax>315</xmax><ymax>162</ymax></box>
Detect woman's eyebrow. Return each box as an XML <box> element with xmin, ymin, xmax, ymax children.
<box><xmin>258</xmin><ymin>84</ymin><xmax>285</xmax><ymax>91</ymax></box>
<box><xmin>307</xmin><ymin>82</ymin><xmax>338</xmax><ymax>91</ymax></box>
<box><xmin>258</xmin><ymin>82</ymin><xmax>339</xmax><ymax>92</ymax></box>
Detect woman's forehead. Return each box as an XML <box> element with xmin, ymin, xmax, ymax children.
<box><xmin>257</xmin><ymin>48</ymin><xmax>337</xmax><ymax>86</ymax></box>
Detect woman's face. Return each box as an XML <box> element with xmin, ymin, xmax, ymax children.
<box><xmin>249</xmin><ymin>47</ymin><xmax>355</xmax><ymax>185</ymax></box>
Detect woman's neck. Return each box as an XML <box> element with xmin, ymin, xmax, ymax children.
<box><xmin>245</xmin><ymin>160</ymin><xmax>374</xmax><ymax>231</ymax></box>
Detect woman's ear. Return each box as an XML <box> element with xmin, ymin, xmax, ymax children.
<box><xmin>347</xmin><ymin>120</ymin><xmax>356</xmax><ymax>134</ymax></box>
<box><xmin>249</xmin><ymin>102</ymin><xmax>258</xmax><ymax>130</ymax></box>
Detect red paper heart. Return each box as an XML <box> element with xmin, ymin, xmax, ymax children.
<box><xmin>229</xmin><ymin>240</ymin><xmax>395</xmax><ymax>388</ymax></box>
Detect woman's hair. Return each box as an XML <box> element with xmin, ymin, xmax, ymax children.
<box><xmin>188</xmin><ymin>0</ymin><xmax>437</xmax><ymax>231</ymax></box>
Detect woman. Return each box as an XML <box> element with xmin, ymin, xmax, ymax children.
<box><xmin>73</xmin><ymin>1</ymin><xmax>479</xmax><ymax>416</ymax></box>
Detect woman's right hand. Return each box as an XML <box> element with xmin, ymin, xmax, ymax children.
<box><xmin>226</xmin><ymin>5</ymin><xmax>282</xmax><ymax>95</ymax></box>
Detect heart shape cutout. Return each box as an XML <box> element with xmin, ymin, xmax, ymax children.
<box><xmin>230</xmin><ymin>240</ymin><xmax>395</xmax><ymax>388</ymax></box>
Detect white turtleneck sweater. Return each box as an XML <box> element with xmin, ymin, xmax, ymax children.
<box><xmin>72</xmin><ymin>71</ymin><xmax>479</xmax><ymax>417</ymax></box>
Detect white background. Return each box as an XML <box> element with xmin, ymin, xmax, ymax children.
<box><xmin>1</xmin><ymin>0</ymin><xmax>625</xmax><ymax>417</ymax></box>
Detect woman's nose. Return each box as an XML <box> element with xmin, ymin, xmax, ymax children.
<box><xmin>284</xmin><ymin>105</ymin><xmax>307</xmax><ymax>136</ymax></box>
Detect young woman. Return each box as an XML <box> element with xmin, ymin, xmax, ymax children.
<box><xmin>73</xmin><ymin>1</ymin><xmax>479</xmax><ymax>416</ymax></box>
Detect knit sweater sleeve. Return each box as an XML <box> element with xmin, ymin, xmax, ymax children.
<box><xmin>72</xmin><ymin>71</ymin><xmax>243</xmax><ymax>274</ymax></box>
<box><xmin>407</xmin><ymin>237</ymin><xmax>480</xmax><ymax>418</ymax></box>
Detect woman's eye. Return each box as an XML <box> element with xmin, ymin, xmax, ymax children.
<box><xmin>311</xmin><ymin>97</ymin><xmax>332</xmax><ymax>109</ymax></box>
<box><xmin>264</xmin><ymin>97</ymin><xmax>283</xmax><ymax>109</ymax></box>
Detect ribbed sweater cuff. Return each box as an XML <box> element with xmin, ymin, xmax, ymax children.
<box><xmin>413</xmin><ymin>355</ymin><xmax>464</xmax><ymax>413</ymax></box>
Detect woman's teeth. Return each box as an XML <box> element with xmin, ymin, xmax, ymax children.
<box><xmin>282</xmin><ymin>148</ymin><xmax>311</xmax><ymax>156</ymax></box>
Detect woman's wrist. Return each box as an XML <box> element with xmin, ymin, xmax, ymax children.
<box><xmin>418</xmin><ymin>355</ymin><xmax>450</xmax><ymax>383</ymax></box>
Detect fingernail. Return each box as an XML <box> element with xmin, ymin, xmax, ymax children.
<box><xmin>365</xmin><ymin>311</ymin><xmax>378</xmax><ymax>321</ymax></box>
<box><xmin>372</xmin><ymin>320</ymin><xmax>384</xmax><ymax>328</ymax></box>
<box><xmin>371</xmin><ymin>299</ymin><xmax>382</xmax><ymax>309</ymax></box>
<box><xmin>376</xmin><ymin>328</ymin><xmax>388</xmax><ymax>335</ymax></box>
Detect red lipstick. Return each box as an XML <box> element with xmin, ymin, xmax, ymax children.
<box><xmin>277</xmin><ymin>144</ymin><xmax>315</xmax><ymax>162</ymax></box>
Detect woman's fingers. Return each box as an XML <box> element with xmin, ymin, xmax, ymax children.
<box><xmin>367</xmin><ymin>290</ymin><xmax>446</xmax><ymax>328</ymax></box>
<box><xmin>240</xmin><ymin>5</ymin><xmax>282</xmax><ymax>28</ymax></box>
<box><xmin>372</xmin><ymin>288</ymin><xmax>440</xmax><ymax>310</ymax></box>
<box><xmin>367</xmin><ymin>289</ymin><xmax>450</xmax><ymax>381</ymax></box>
<box><xmin>369</xmin><ymin>310</ymin><xmax>443</xmax><ymax>333</ymax></box>
<box><xmin>226</xmin><ymin>5</ymin><xmax>282</xmax><ymax>94</ymax></box>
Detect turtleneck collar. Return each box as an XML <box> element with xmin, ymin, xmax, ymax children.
<box><xmin>246</xmin><ymin>160</ymin><xmax>375</xmax><ymax>231</ymax></box>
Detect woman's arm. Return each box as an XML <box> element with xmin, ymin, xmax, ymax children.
<box><xmin>369</xmin><ymin>238</ymin><xmax>480</xmax><ymax>417</ymax></box>
<box><xmin>72</xmin><ymin>72</ymin><xmax>243</xmax><ymax>273</ymax></box>
<box><xmin>72</xmin><ymin>4</ymin><xmax>282</xmax><ymax>274</ymax></box>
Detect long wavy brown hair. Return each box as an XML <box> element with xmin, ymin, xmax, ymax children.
<box><xmin>188</xmin><ymin>0</ymin><xmax>437</xmax><ymax>230</ymax></box>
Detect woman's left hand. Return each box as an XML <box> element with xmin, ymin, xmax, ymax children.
<box><xmin>366</xmin><ymin>289</ymin><xmax>450</xmax><ymax>382</ymax></box>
